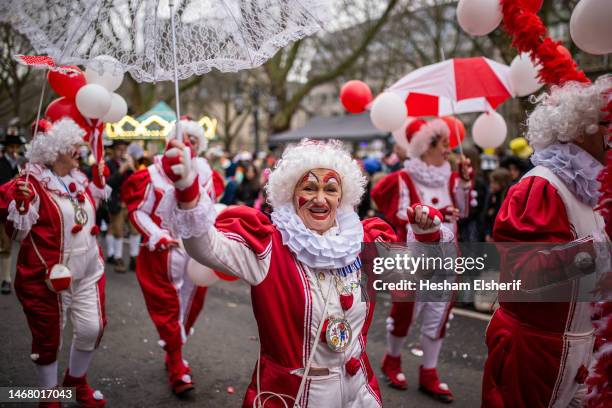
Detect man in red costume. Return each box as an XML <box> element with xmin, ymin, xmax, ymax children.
<box><xmin>372</xmin><ymin>117</ymin><xmax>474</xmax><ymax>402</ymax></box>
<box><xmin>482</xmin><ymin>76</ymin><xmax>611</xmax><ymax>408</ymax></box>
<box><xmin>123</xmin><ymin>117</ymin><xmax>224</xmax><ymax>395</ymax></box>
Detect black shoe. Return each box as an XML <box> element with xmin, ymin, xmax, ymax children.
<box><xmin>106</xmin><ymin>256</ymin><xmax>115</xmax><ymax>265</ymax></box>
<box><xmin>114</xmin><ymin>258</ymin><xmax>126</xmax><ymax>273</ymax></box>
<box><xmin>129</xmin><ymin>257</ymin><xmax>137</xmax><ymax>272</ymax></box>
<box><xmin>1</xmin><ymin>281</ymin><xmax>11</xmax><ymax>295</ymax></box>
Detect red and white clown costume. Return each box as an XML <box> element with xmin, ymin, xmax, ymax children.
<box><xmin>482</xmin><ymin>77</ymin><xmax>612</xmax><ymax>408</ymax></box>
<box><xmin>0</xmin><ymin>119</ymin><xmax>110</xmax><ymax>408</ymax></box>
<box><xmin>371</xmin><ymin>118</ymin><xmax>473</xmax><ymax>401</ymax></box>
<box><xmin>157</xmin><ymin>138</ymin><xmax>451</xmax><ymax>407</ymax></box>
<box><xmin>123</xmin><ymin>118</ymin><xmax>224</xmax><ymax>394</ymax></box>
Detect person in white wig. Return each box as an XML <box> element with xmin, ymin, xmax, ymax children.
<box><xmin>0</xmin><ymin>118</ymin><xmax>110</xmax><ymax>408</ymax></box>
<box><xmin>122</xmin><ymin>116</ymin><xmax>224</xmax><ymax>395</ymax></box>
<box><xmin>482</xmin><ymin>76</ymin><xmax>611</xmax><ymax>408</ymax></box>
<box><xmin>156</xmin><ymin>137</ymin><xmax>451</xmax><ymax>407</ymax></box>
<box><xmin>371</xmin><ymin>117</ymin><xmax>474</xmax><ymax>402</ymax></box>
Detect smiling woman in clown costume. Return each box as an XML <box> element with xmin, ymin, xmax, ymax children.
<box><xmin>0</xmin><ymin>118</ymin><xmax>110</xmax><ymax>408</ymax></box>
<box><xmin>156</xmin><ymin>138</ymin><xmax>451</xmax><ymax>407</ymax></box>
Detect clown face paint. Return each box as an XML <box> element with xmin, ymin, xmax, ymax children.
<box><xmin>293</xmin><ymin>168</ymin><xmax>342</xmax><ymax>234</ymax></box>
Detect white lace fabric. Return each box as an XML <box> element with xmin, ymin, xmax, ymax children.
<box><xmin>2</xmin><ymin>0</ymin><xmax>330</xmax><ymax>82</ymax></box>
<box><xmin>404</xmin><ymin>158</ymin><xmax>451</xmax><ymax>188</ymax></box>
<box><xmin>158</xmin><ymin>192</ymin><xmax>216</xmax><ymax>239</ymax></box>
<box><xmin>271</xmin><ymin>204</ymin><xmax>363</xmax><ymax>269</ymax></box>
<box><xmin>7</xmin><ymin>198</ymin><xmax>40</xmax><ymax>232</ymax></box>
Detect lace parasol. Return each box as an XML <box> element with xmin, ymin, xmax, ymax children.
<box><xmin>1</xmin><ymin>0</ymin><xmax>329</xmax><ymax>82</ymax></box>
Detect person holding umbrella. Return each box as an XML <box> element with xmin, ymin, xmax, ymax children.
<box><xmin>0</xmin><ymin>118</ymin><xmax>110</xmax><ymax>408</ymax></box>
<box><xmin>156</xmin><ymin>138</ymin><xmax>451</xmax><ymax>407</ymax></box>
<box><xmin>372</xmin><ymin>118</ymin><xmax>473</xmax><ymax>402</ymax></box>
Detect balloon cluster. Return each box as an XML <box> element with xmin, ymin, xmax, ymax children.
<box><xmin>45</xmin><ymin>55</ymin><xmax>127</xmax><ymax>139</ymax></box>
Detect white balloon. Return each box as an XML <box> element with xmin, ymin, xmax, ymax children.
<box><xmin>509</xmin><ymin>53</ymin><xmax>544</xmax><ymax>97</ymax></box>
<box><xmin>457</xmin><ymin>0</ymin><xmax>502</xmax><ymax>36</ymax></box>
<box><xmin>100</xmin><ymin>93</ymin><xmax>127</xmax><ymax>123</ymax></box>
<box><xmin>76</xmin><ymin>84</ymin><xmax>112</xmax><ymax>119</ymax></box>
<box><xmin>85</xmin><ymin>55</ymin><xmax>124</xmax><ymax>91</ymax></box>
<box><xmin>370</xmin><ymin>92</ymin><xmax>407</xmax><ymax>132</ymax></box>
<box><xmin>472</xmin><ymin>111</ymin><xmax>507</xmax><ymax>149</ymax></box>
<box><xmin>187</xmin><ymin>259</ymin><xmax>220</xmax><ymax>287</ymax></box>
<box><xmin>570</xmin><ymin>0</ymin><xmax>612</xmax><ymax>55</ymax></box>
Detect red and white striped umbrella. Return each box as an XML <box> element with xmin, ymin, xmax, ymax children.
<box><xmin>386</xmin><ymin>57</ymin><xmax>514</xmax><ymax>117</ymax></box>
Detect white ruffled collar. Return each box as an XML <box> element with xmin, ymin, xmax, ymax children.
<box><xmin>531</xmin><ymin>143</ymin><xmax>603</xmax><ymax>207</ymax></box>
<box><xmin>404</xmin><ymin>158</ymin><xmax>451</xmax><ymax>187</ymax></box>
<box><xmin>271</xmin><ymin>204</ymin><xmax>363</xmax><ymax>269</ymax></box>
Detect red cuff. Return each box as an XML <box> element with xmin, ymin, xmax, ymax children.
<box><xmin>175</xmin><ymin>175</ymin><xmax>200</xmax><ymax>203</ymax></box>
<box><xmin>414</xmin><ymin>229</ymin><xmax>441</xmax><ymax>242</ymax></box>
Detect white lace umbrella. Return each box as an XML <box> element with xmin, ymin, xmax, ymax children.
<box><xmin>1</xmin><ymin>0</ymin><xmax>329</xmax><ymax>139</ymax></box>
<box><xmin>2</xmin><ymin>0</ymin><xmax>328</xmax><ymax>82</ymax></box>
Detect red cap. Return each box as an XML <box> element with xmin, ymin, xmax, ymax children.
<box><xmin>405</xmin><ymin>118</ymin><xmax>427</xmax><ymax>143</ymax></box>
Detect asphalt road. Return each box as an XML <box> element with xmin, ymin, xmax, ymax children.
<box><xmin>0</xmin><ymin>260</ymin><xmax>489</xmax><ymax>408</ymax></box>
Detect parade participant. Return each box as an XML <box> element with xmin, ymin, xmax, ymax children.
<box><xmin>104</xmin><ymin>139</ymin><xmax>134</xmax><ymax>273</ymax></box>
<box><xmin>0</xmin><ymin>131</ymin><xmax>25</xmax><ymax>294</ymax></box>
<box><xmin>123</xmin><ymin>117</ymin><xmax>224</xmax><ymax>395</ymax></box>
<box><xmin>158</xmin><ymin>138</ymin><xmax>450</xmax><ymax>407</ymax></box>
<box><xmin>371</xmin><ymin>118</ymin><xmax>473</xmax><ymax>402</ymax></box>
<box><xmin>0</xmin><ymin>118</ymin><xmax>110</xmax><ymax>408</ymax></box>
<box><xmin>482</xmin><ymin>76</ymin><xmax>611</xmax><ymax>408</ymax></box>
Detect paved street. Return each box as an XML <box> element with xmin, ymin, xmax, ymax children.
<box><xmin>0</xmin><ymin>261</ymin><xmax>489</xmax><ymax>408</ymax></box>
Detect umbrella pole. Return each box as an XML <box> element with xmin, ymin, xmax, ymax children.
<box><xmin>169</xmin><ymin>0</ymin><xmax>182</xmax><ymax>142</ymax></box>
<box><xmin>21</xmin><ymin>77</ymin><xmax>48</xmax><ymax>200</ymax></box>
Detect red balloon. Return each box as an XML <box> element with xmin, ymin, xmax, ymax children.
<box><xmin>47</xmin><ymin>66</ymin><xmax>86</xmax><ymax>99</ymax></box>
<box><xmin>441</xmin><ymin>116</ymin><xmax>465</xmax><ymax>149</ymax></box>
<box><xmin>520</xmin><ymin>0</ymin><xmax>543</xmax><ymax>13</ymax></box>
<box><xmin>45</xmin><ymin>97</ymin><xmax>93</xmax><ymax>136</ymax></box>
<box><xmin>214</xmin><ymin>270</ymin><xmax>239</xmax><ymax>282</ymax></box>
<box><xmin>557</xmin><ymin>45</ymin><xmax>572</xmax><ymax>60</ymax></box>
<box><xmin>340</xmin><ymin>80</ymin><xmax>373</xmax><ymax>114</ymax></box>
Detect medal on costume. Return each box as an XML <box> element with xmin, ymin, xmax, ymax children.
<box><xmin>74</xmin><ymin>205</ymin><xmax>88</xmax><ymax>226</ymax></box>
<box><xmin>325</xmin><ymin>316</ymin><xmax>352</xmax><ymax>353</ymax></box>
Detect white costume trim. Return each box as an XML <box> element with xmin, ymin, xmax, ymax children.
<box><xmin>7</xmin><ymin>197</ymin><xmax>40</xmax><ymax>232</ymax></box>
<box><xmin>404</xmin><ymin>158</ymin><xmax>451</xmax><ymax>188</ymax></box>
<box><xmin>271</xmin><ymin>204</ymin><xmax>363</xmax><ymax>269</ymax></box>
<box><xmin>406</xmin><ymin>118</ymin><xmax>449</xmax><ymax>159</ymax></box>
<box><xmin>159</xmin><ymin>192</ymin><xmax>216</xmax><ymax>239</ymax></box>
<box><xmin>266</xmin><ymin>139</ymin><xmax>366</xmax><ymax>211</ymax></box>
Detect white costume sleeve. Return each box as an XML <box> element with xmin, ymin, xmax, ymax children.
<box><xmin>7</xmin><ymin>197</ymin><xmax>40</xmax><ymax>241</ymax></box>
<box><xmin>160</xmin><ymin>193</ymin><xmax>270</xmax><ymax>286</ymax></box>
<box><xmin>132</xmin><ymin>183</ymin><xmax>173</xmax><ymax>251</ymax></box>
<box><xmin>396</xmin><ymin>176</ymin><xmax>411</xmax><ymax>221</ymax></box>
<box><xmin>87</xmin><ymin>183</ymin><xmax>112</xmax><ymax>206</ymax></box>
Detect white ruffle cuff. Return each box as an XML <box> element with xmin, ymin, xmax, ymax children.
<box><xmin>88</xmin><ymin>183</ymin><xmax>112</xmax><ymax>201</ymax></box>
<box><xmin>7</xmin><ymin>198</ymin><xmax>40</xmax><ymax>232</ymax></box>
<box><xmin>271</xmin><ymin>204</ymin><xmax>363</xmax><ymax>269</ymax></box>
<box><xmin>407</xmin><ymin>224</ymin><xmax>454</xmax><ymax>243</ymax></box>
<box><xmin>157</xmin><ymin>191</ymin><xmax>216</xmax><ymax>239</ymax></box>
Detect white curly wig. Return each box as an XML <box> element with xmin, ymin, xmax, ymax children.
<box><xmin>526</xmin><ymin>75</ymin><xmax>612</xmax><ymax>151</ymax></box>
<box><xmin>167</xmin><ymin>119</ymin><xmax>207</xmax><ymax>153</ymax></box>
<box><xmin>266</xmin><ymin>139</ymin><xmax>366</xmax><ymax>211</ymax></box>
<box><xmin>26</xmin><ymin>118</ymin><xmax>85</xmax><ymax>165</ymax></box>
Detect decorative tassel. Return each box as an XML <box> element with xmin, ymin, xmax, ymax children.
<box><xmin>71</xmin><ymin>224</ymin><xmax>83</xmax><ymax>234</ymax></box>
<box><xmin>320</xmin><ymin>318</ymin><xmax>329</xmax><ymax>344</ymax></box>
<box><xmin>345</xmin><ymin>357</ymin><xmax>361</xmax><ymax>376</ymax></box>
<box><xmin>76</xmin><ymin>192</ymin><xmax>85</xmax><ymax>203</ymax></box>
<box><xmin>340</xmin><ymin>293</ymin><xmax>354</xmax><ymax>311</ymax></box>
<box><xmin>500</xmin><ymin>0</ymin><xmax>589</xmax><ymax>86</ymax></box>
<box><xmin>68</xmin><ymin>182</ymin><xmax>77</xmax><ymax>193</ymax></box>
<box><xmin>90</xmin><ymin>225</ymin><xmax>100</xmax><ymax>235</ymax></box>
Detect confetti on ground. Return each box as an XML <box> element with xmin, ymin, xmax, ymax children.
<box><xmin>227</xmin><ymin>386</ymin><xmax>235</xmax><ymax>394</ymax></box>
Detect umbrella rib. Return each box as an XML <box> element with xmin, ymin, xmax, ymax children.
<box><xmin>219</xmin><ymin>0</ymin><xmax>255</xmax><ymax>68</ymax></box>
